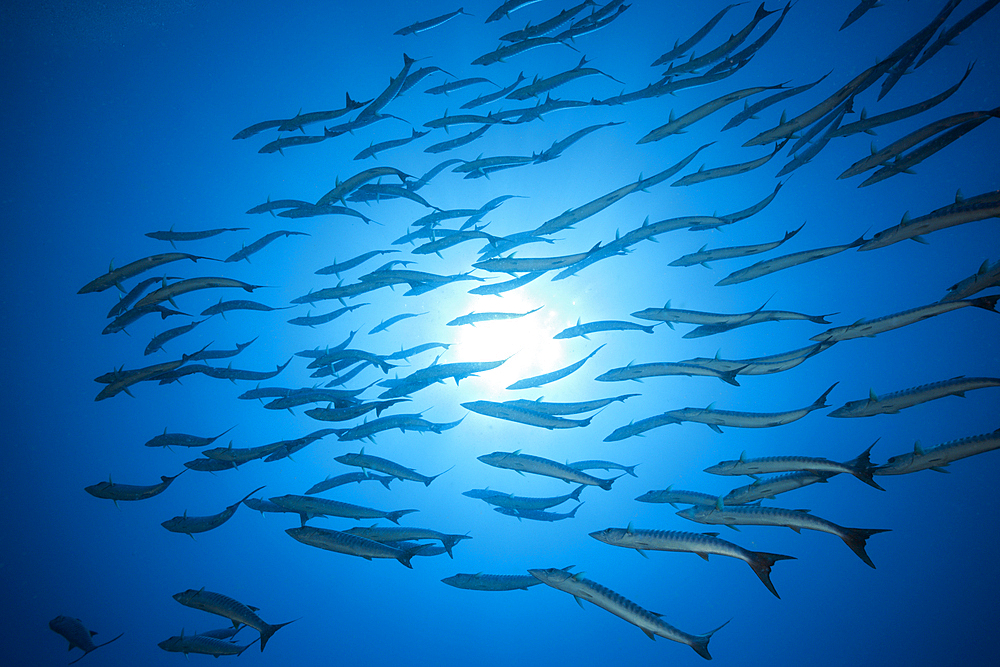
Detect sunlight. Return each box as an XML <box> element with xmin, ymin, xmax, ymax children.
<box><xmin>446</xmin><ymin>291</ymin><xmax>569</xmax><ymax>398</ymax></box>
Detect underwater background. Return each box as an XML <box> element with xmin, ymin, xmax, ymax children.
<box><xmin>3</xmin><ymin>1</ymin><xmax>999</xmax><ymax>664</ymax></box>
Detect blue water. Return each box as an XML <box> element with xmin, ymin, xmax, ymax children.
<box><xmin>4</xmin><ymin>1</ymin><xmax>999</xmax><ymax>665</ymax></box>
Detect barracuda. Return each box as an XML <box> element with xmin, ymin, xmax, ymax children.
<box><xmin>506</xmin><ymin>344</ymin><xmax>605</xmax><ymax>390</ymax></box>
<box><xmin>335</xmin><ymin>450</ymin><xmax>447</xmax><ymax>487</ymax></box>
<box><xmin>462</xmin><ymin>400</ymin><xmax>596</xmax><ymax>430</ymax></box>
<box><xmin>672</xmin><ymin>140</ymin><xmax>787</xmax><ymax>187</ymax></box>
<box><xmin>286</xmin><ymin>526</ymin><xmax>426</xmax><ymax>568</ymax></box>
<box><xmin>595</xmin><ymin>360</ymin><xmax>742</xmax><ymax>386</ymax></box>
<box><xmin>716</xmin><ymin>233</ymin><xmax>866</xmax><ymax>286</ymax></box>
<box><xmin>447</xmin><ymin>305</ymin><xmax>542</xmax><ymax>326</ymax></box>
<box><xmin>810</xmin><ymin>295</ymin><xmax>999</xmax><ymax>342</ymax></box>
<box><xmin>478</xmin><ymin>451</ymin><xmax>619</xmax><ymax>489</ymax></box>
<box><xmin>269</xmin><ymin>494</ymin><xmax>418</xmax><ymax>526</ymax></box>
<box><xmin>635</xmin><ymin>486</ymin><xmax>719</xmax><ymax>507</ymax></box>
<box><xmin>722</xmin><ymin>471</ymin><xmax>836</xmax><ymax>505</ymax></box>
<box><xmin>161</xmin><ymin>486</ymin><xmax>265</xmax><ymax>536</ymax></box>
<box><xmin>875</xmin><ymin>428</ymin><xmax>1000</xmax><ymax>475</ymax></box>
<box><xmin>677</xmin><ymin>503</ymin><xmax>889</xmax><ymax>568</ymax></box>
<box><xmin>394</xmin><ymin>7</ymin><xmax>471</xmax><ymax>36</ymax></box>
<box><xmin>78</xmin><ymin>252</ymin><xmax>212</xmax><ymax>294</ymax></box>
<box><xmin>85</xmin><ymin>471</ymin><xmax>185</xmax><ymax>506</ymax></box>
<box><xmin>829</xmin><ymin>376</ymin><xmax>1000</xmax><ymax>418</ymax></box>
<box><xmin>663</xmin><ymin>383</ymin><xmax>838</xmax><ymax>433</ymax></box>
<box><xmin>528</xmin><ymin>568</ymin><xmax>727</xmax><ymax>659</ymax></box>
<box><xmin>639</xmin><ymin>84</ymin><xmax>784</xmax><ymax>144</ymax></box>
<box><xmin>705</xmin><ymin>443</ymin><xmax>881</xmax><ymax>489</ymax></box>
<box><xmin>343</xmin><ymin>526</ymin><xmax>470</xmax><ymax>558</ymax></box>
<box><xmin>671</xmin><ymin>223</ymin><xmax>804</xmax><ymax>267</ymax></box>
<box><xmin>502</xmin><ymin>394</ymin><xmax>638</xmax><ymax>415</ymax></box>
<box><xmin>590</xmin><ymin>525</ymin><xmax>795</xmax><ymax>598</ymax></box>
<box><xmin>441</xmin><ymin>572</ymin><xmax>544</xmax><ymax>591</ymax></box>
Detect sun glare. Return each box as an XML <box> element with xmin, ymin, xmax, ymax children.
<box><xmin>447</xmin><ymin>291</ymin><xmax>568</xmax><ymax>398</ymax></box>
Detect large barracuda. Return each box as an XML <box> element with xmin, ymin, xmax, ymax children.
<box><xmin>464</xmin><ymin>485</ymin><xmax>585</xmax><ymax>511</ymax></box>
<box><xmin>269</xmin><ymin>494</ymin><xmax>417</xmax><ymax>526</ymax></box>
<box><xmin>830</xmin><ymin>377</ymin><xmax>1000</xmax><ymax>418</ymax></box>
<box><xmin>343</xmin><ymin>526</ymin><xmax>470</xmax><ymax>558</ymax></box>
<box><xmin>715</xmin><ymin>233</ymin><xmax>867</xmax><ymax>286</ymax></box>
<box><xmin>633</xmin><ymin>301</ymin><xmax>834</xmax><ymax>333</ymax></box>
<box><xmin>354</xmin><ymin>54</ymin><xmax>417</xmax><ymax>123</ymax></box>
<box><xmin>473</xmin><ymin>243</ymin><xmax>603</xmax><ymax>273</ymax></box>
<box><xmin>722</xmin><ymin>470</ymin><xmax>836</xmax><ymax>505</ymax></box>
<box><xmin>354</xmin><ymin>129</ymin><xmax>430</xmax><ymax>160</ymax></box>
<box><xmin>554</xmin><ymin>318</ymin><xmax>657</xmax><ymax>339</ymax></box>
<box><xmin>478</xmin><ymin>451</ymin><xmax>618</xmax><ymax>489</ymax></box>
<box><xmin>672</xmin><ymin>140</ymin><xmax>787</xmax><ymax>187</ymax></box>
<box><xmin>662</xmin><ymin>383</ymin><xmax>838</xmax><ymax>433</ymax></box>
<box><xmin>85</xmin><ymin>471</ymin><xmax>185</xmax><ymax>505</ymax></box>
<box><xmin>670</xmin><ymin>224</ymin><xmax>804</xmax><ymax>267</ymax></box>
<box><xmin>133</xmin><ymin>276</ymin><xmax>262</xmax><ymax>310</ymax></box>
<box><xmin>635</xmin><ymin>486</ymin><xmax>720</xmax><ymax>507</ymax></box>
<box><xmin>502</xmin><ymin>394</ymin><xmax>638</xmax><ymax>415</ymax></box>
<box><xmin>172</xmin><ymin>588</ymin><xmax>292</xmax><ymax>652</ymax></box>
<box><xmin>49</xmin><ymin>616</ymin><xmax>123</xmax><ymax>664</ymax></box>
<box><xmin>528</xmin><ymin>568</ymin><xmax>727</xmax><ymax>659</ymax></box>
<box><xmin>704</xmin><ymin>444</ymin><xmax>881</xmax><ymax>489</ymax></box>
<box><xmin>677</xmin><ymin>503</ymin><xmax>889</xmax><ymax>568</ymax></box>
<box><xmin>158</xmin><ymin>632</ymin><xmax>257</xmax><ymax>657</ymax></box>
<box><xmin>78</xmin><ymin>252</ymin><xmax>212</xmax><ymax>294</ymax></box>
<box><xmin>394</xmin><ymin>7</ymin><xmax>471</xmax><ymax>35</ymax></box>
<box><xmin>316</xmin><ymin>166</ymin><xmax>411</xmax><ymax>207</ymax></box>
<box><xmin>461</xmin><ymin>400</ymin><xmax>596</xmax><ymax>429</ymax></box>
<box><xmin>335</xmin><ymin>450</ymin><xmax>446</xmax><ymax>486</ymax></box>
<box><xmin>304</xmin><ymin>471</ymin><xmax>395</xmax><ymax>495</ymax></box>
<box><xmin>724</xmin><ymin>73</ymin><xmax>830</xmax><ymax>131</ymax></box>
<box><xmin>506</xmin><ymin>344</ymin><xmax>605</xmax><ymax>390</ymax></box>
<box><xmin>652</xmin><ymin>3</ymin><xmax>741</xmax><ymax>66</ymax></box>
<box><xmin>145</xmin><ymin>226</ymin><xmax>247</xmax><ymax>247</ymax></box>
<box><xmin>94</xmin><ymin>348</ymin><xmax>206</xmax><ymax>401</ymax></box>
<box><xmin>441</xmin><ymin>572</ymin><xmax>544</xmax><ymax>591</ymax></box>
<box><xmin>144</xmin><ymin>319</ymin><xmax>206</xmax><ymax>355</ymax></box>
<box><xmin>496</xmin><ymin>505</ymin><xmax>582</xmax><ymax>522</ymax></box>
<box><xmin>860</xmin><ymin>190</ymin><xmax>1000</xmax><ymax>251</ymax></box>
<box><xmin>662</xmin><ymin>2</ymin><xmax>777</xmax><ymax>78</ymax></box>
<box><xmin>276</xmin><ymin>92</ymin><xmax>369</xmax><ymax>133</ymax></box>
<box><xmin>638</xmin><ymin>84</ymin><xmax>784</xmax><ymax>144</ymax></box>
<box><xmin>941</xmin><ymin>258</ymin><xmax>1000</xmax><ymax>302</ymax></box>
<box><xmin>507</xmin><ymin>56</ymin><xmax>622</xmax><ymax>101</ymax></box>
<box><xmin>287</xmin><ymin>526</ymin><xmax>426</xmax><ymax>567</ymax></box>
<box><xmin>161</xmin><ymin>486</ymin><xmax>265</xmax><ymax>536</ymax></box>
<box><xmin>595</xmin><ymin>360</ymin><xmax>742</xmax><ymax>386</ymax></box>
<box><xmin>811</xmin><ymin>295</ymin><xmax>999</xmax><ymax>342</ymax></box>
<box><xmin>590</xmin><ymin>526</ymin><xmax>795</xmax><ymax>598</ymax></box>
<box><xmin>447</xmin><ymin>305</ymin><xmax>542</xmax><ymax>326</ymax></box>
<box><xmin>875</xmin><ymin>428</ymin><xmax>1000</xmax><ymax>475</ymax></box>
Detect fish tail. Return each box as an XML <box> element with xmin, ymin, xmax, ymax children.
<box><xmin>718</xmin><ymin>367</ymin><xmax>742</xmax><ymax>387</ymax></box>
<box><xmin>259</xmin><ymin>619</ymin><xmax>295</xmax><ymax>651</ymax></box>
<box><xmin>387</xmin><ymin>509</ymin><xmax>419</xmax><ymax>524</ymax></box>
<box><xmin>840</xmin><ymin>527</ymin><xmax>891</xmax><ymax>568</ymax></box>
<box><xmin>570</xmin><ymin>484</ymin><xmax>587</xmax><ymax>501</ymax></box>
<box><xmin>745</xmin><ymin>551</ymin><xmax>796</xmax><ymax>599</ymax></box>
<box><xmin>846</xmin><ymin>440</ymin><xmax>885</xmax><ymax>491</ymax></box>
<box><xmin>441</xmin><ymin>535</ymin><xmax>463</xmax><ymax>558</ymax></box>
<box><xmin>690</xmin><ymin>618</ymin><xmax>730</xmax><ymax>660</ymax></box>
<box><xmin>812</xmin><ymin>382</ymin><xmax>839</xmax><ymax>410</ymax></box>
<box><xmin>972</xmin><ymin>294</ymin><xmax>999</xmax><ymax>312</ymax></box>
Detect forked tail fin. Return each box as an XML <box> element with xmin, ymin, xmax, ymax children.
<box><xmin>840</xmin><ymin>527</ymin><xmax>891</xmax><ymax>569</ymax></box>
<box><xmin>745</xmin><ymin>551</ymin><xmax>796</xmax><ymax>599</ymax></box>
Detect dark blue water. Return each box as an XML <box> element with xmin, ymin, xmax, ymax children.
<box><xmin>4</xmin><ymin>1</ymin><xmax>999</xmax><ymax>665</ymax></box>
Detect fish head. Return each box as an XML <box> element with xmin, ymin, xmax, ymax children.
<box><xmin>84</xmin><ymin>482</ymin><xmax>111</xmax><ymax>497</ymax></box>
<box><xmin>675</xmin><ymin>505</ymin><xmax>709</xmax><ymax>521</ymax></box>
<box><xmin>703</xmin><ymin>461</ymin><xmax>736</xmax><ymax>474</ymax></box>
<box><xmin>158</xmin><ymin>636</ymin><xmax>183</xmax><ymax>651</ymax></box>
<box><xmin>588</xmin><ymin>527</ymin><xmax>626</xmax><ymax>544</ymax></box>
<box><xmin>462</xmin><ymin>489</ymin><xmax>499</xmax><ymax>499</ymax></box>
<box><xmin>476</xmin><ymin>452</ymin><xmax>510</xmax><ymax>466</ymax></box>
<box><xmin>527</xmin><ymin>568</ymin><xmax>574</xmax><ymax>587</ymax></box>
<box><xmin>172</xmin><ymin>589</ymin><xmax>199</xmax><ymax>605</ymax></box>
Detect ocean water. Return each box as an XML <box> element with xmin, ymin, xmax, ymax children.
<box><xmin>4</xmin><ymin>1</ymin><xmax>999</xmax><ymax>665</ymax></box>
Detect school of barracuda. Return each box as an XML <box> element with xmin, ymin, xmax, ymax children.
<box><xmin>59</xmin><ymin>0</ymin><xmax>999</xmax><ymax>661</ymax></box>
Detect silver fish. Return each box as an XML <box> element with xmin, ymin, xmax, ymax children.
<box><xmin>172</xmin><ymin>587</ymin><xmax>293</xmax><ymax>651</ymax></box>
<box><xmin>829</xmin><ymin>376</ymin><xmax>1000</xmax><ymax>418</ymax></box>
<box><xmin>875</xmin><ymin>428</ymin><xmax>1000</xmax><ymax>475</ymax></box>
<box><xmin>49</xmin><ymin>616</ymin><xmax>123</xmax><ymax>665</ymax></box>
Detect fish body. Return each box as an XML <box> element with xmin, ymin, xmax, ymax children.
<box><xmin>49</xmin><ymin>616</ymin><xmax>123</xmax><ymax>664</ymax></box>
<box><xmin>595</xmin><ymin>361</ymin><xmax>741</xmax><ymax>386</ymax></box>
<box><xmin>527</xmin><ymin>569</ymin><xmax>724</xmax><ymax>659</ymax></box>
<box><xmin>506</xmin><ymin>344</ymin><xmax>605</xmax><ymax>390</ymax></box>
<box><xmin>716</xmin><ymin>234</ymin><xmax>866</xmax><ymax>286</ymax></box>
<box><xmin>829</xmin><ymin>377</ymin><xmax>1000</xmax><ymax>418</ymax></box>
<box><xmin>554</xmin><ymin>318</ymin><xmax>655</xmax><ymax>339</ymax></box>
<box><xmin>875</xmin><ymin>428</ymin><xmax>1000</xmax><ymax>475</ymax></box>
<box><xmin>496</xmin><ymin>505</ymin><xmax>582</xmax><ymax>522</ymax></box>
<box><xmin>464</xmin><ymin>484</ymin><xmax>585</xmax><ymax>511</ymax></box>
<box><xmin>85</xmin><ymin>471</ymin><xmax>185</xmax><ymax>503</ymax></box>
<box><xmin>705</xmin><ymin>445</ymin><xmax>881</xmax><ymax>489</ymax></box>
<box><xmin>652</xmin><ymin>4</ymin><xmax>740</xmax><ymax>65</ymax></box>
<box><xmin>442</xmin><ymin>572</ymin><xmax>542</xmax><ymax>591</ymax></box>
<box><xmin>395</xmin><ymin>7</ymin><xmax>471</xmax><ymax>35</ymax></box>
<box><xmin>277</xmin><ymin>93</ymin><xmax>369</xmax><ymax>133</ymax></box>
<box><xmin>590</xmin><ymin>526</ymin><xmax>795</xmax><ymax>598</ymax></box>
<box><xmin>671</xmin><ymin>224</ymin><xmax>804</xmax><ymax>267</ymax></box>
<box><xmin>144</xmin><ymin>318</ymin><xmax>207</xmax><ymax>355</ymax></box>
<box><xmin>335</xmin><ymin>451</ymin><xmax>444</xmax><ymax>486</ymax></box>
<box><xmin>502</xmin><ymin>394</ymin><xmax>638</xmax><ymax>415</ymax></box>
<box><xmin>811</xmin><ymin>295</ymin><xmax>999</xmax><ymax>342</ymax></box>
<box><xmin>635</xmin><ymin>487</ymin><xmax>720</xmax><ymax>507</ymax></box>
<box><xmin>663</xmin><ymin>383</ymin><xmax>837</xmax><ymax>433</ymax></box>
<box><xmin>447</xmin><ymin>305</ymin><xmax>542</xmax><ymax>326</ymax></box>
<box><xmin>162</xmin><ymin>487</ymin><xmax>264</xmax><ymax>535</ymax></box>
<box><xmin>172</xmin><ymin>588</ymin><xmax>291</xmax><ymax>650</ymax></box>
<box><xmin>134</xmin><ymin>277</ymin><xmax>261</xmax><ymax>310</ymax></box>
<box><xmin>286</xmin><ymin>526</ymin><xmax>423</xmax><ymax>567</ymax></box>
<box><xmin>343</xmin><ymin>526</ymin><xmax>470</xmax><ymax>557</ymax></box>
<box><xmin>354</xmin><ymin>129</ymin><xmax>430</xmax><ymax>160</ymax></box>
<box><xmin>942</xmin><ymin>258</ymin><xmax>1000</xmax><ymax>302</ymax></box>
<box><xmin>722</xmin><ymin>470</ymin><xmax>834</xmax><ymax>505</ymax></box>
<box><xmin>305</xmin><ymin>472</ymin><xmax>395</xmax><ymax>495</ymax></box>
<box><xmin>672</xmin><ymin>140</ymin><xmax>786</xmax><ymax>187</ymax></box>
<box><xmin>269</xmin><ymin>494</ymin><xmax>417</xmax><ymax>525</ymax></box>
<box><xmin>478</xmin><ymin>451</ymin><xmax>617</xmax><ymax>489</ymax></box>
<box><xmin>638</xmin><ymin>84</ymin><xmax>784</xmax><ymax>144</ymax></box>
<box><xmin>676</xmin><ymin>504</ymin><xmax>889</xmax><ymax>568</ymax></box>
<box><xmin>462</xmin><ymin>400</ymin><xmax>595</xmax><ymax>429</ymax></box>
<box><xmin>158</xmin><ymin>633</ymin><xmax>256</xmax><ymax>657</ymax></box>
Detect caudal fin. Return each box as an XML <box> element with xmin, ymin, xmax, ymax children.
<box><xmin>844</xmin><ymin>441</ymin><xmax>885</xmax><ymax>491</ymax></box>
<box><xmin>386</xmin><ymin>509</ymin><xmax>420</xmax><ymax>524</ymax></box>
<box><xmin>840</xmin><ymin>527</ymin><xmax>891</xmax><ymax>568</ymax></box>
<box><xmin>689</xmin><ymin>618</ymin><xmax>731</xmax><ymax>660</ymax></box>
<box><xmin>745</xmin><ymin>551</ymin><xmax>796</xmax><ymax>599</ymax></box>
<box><xmin>259</xmin><ymin>619</ymin><xmax>295</xmax><ymax>652</ymax></box>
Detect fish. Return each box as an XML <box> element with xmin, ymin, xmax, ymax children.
<box><xmin>723</xmin><ymin>73</ymin><xmax>830</xmax><ymax>131</ymax></box>
<box><xmin>502</xmin><ymin>394</ymin><xmax>638</xmax><ymax>415</ymax></box>
<box><xmin>507</xmin><ymin>56</ymin><xmax>622</xmax><ymax>102</ymax></box>
<box><xmin>670</xmin><ymin>223</ymin><xmax>804</xmax><ymax>268</ymax></box>
<box><xmin>48</xmin><ymin>616</ymin><xmax>124</xmax><ymax>665</ymax></box>
<box><xmin>447</xmin><ymin>305</ymin><xmax>542</xmax><ymax>326</ymax></box>
<box><xmin>914</xmin><ymin>0</ymin><xmax>1000</xmax><ymax>69</ymax></box>
<box><xmin>224</xmin><ymin>230</ymin><xmax>308</xmax><ymax>263</ymax></box>
<box><xmin>810</xmin><ymin>295</ymin><xmax>999</xmax><ymax>342</ymax></box>
<box><xmin>161</xmin><ymin>486</ymin><xmax>265</xmax><ymax>536</ymax></box>
<box><xmin>567</xmin><ymin>459</ymin><xmax>638</xmax><ymax>477</ymax></box>
<box><xmin>474</xmin><ymin>242</ymin><xmax>605</xmax><ymax>273</ymax></box>
<box><xmin>342</xmin><ymin>526</ymin><xmax>471</xmax><ymax>558</ymax></box>
<box><xmin>144</xmin><ymin>426</ymin><xmax>236</xmax><ymax>449</ymax></box>
<box><xmin>335</xmin><ymin>450</ymin><xmax>447</xmax><ymax>486</ymax></box>
<box><xmin>496</xmin><ymin>505</ymin><xmax>582</xmax><ymax>522</ymax></box>
<box><xmin>305</xmin><ymin>399</ymin><xmax>409</xmax><ymax>423</ymax></box>
<box><xmin>144</xmin><ymin>318</ymin><xmax>207</xmax><ymax>355</ymax></box>
<box><xmin>828</xmin><ymin>377</ymin><xmax>1000</xmax><ymax>418</ymax></box>
<box><xmin>715</xmin><ymin>233</ymin><xmax>867</xmax><ymax>286</ymax></box>
<box><xmin>651</xmin><ymin>4</ymin><xmax>741</xmax><ymax>66</ymax></box>
<box><xmin>554</xmin><ymin>318</ymin><xmax>656</xmax><ymax>339</ymax></box>
<box><xmin>533</xmin><ymin>121</ymin><xmax>622</xmax><ymax>163</ymax></box>
<box><xmin>676</xmin><ymin>503</ymin><xmax>890</xmax><ymax>568</ymax></box>
<box><xmin>705</xmin><ymin>444</ymin><xmax>882</xmax><ymax>490</ymax></box>
<box><xmin>875</xmin><ymin>428</ymin><xmax>1000</xmax><ymax>475</ymax></box>
<box><xmin>877</xmin><ymin>0</ymin><xmax>963</xmax><ymax>101</ymax></box>
<box><xmin>638</xmin><ymin>84</ymin><xmax>785</xmax><ymax>144</ymax></box>
<box><xmin>172</xmin><ymin>588</ymin><xmax>293</xmax><ymax>651</ymax></box>
<box><xmin>354</xmin><ymin>53</ymin><xmax>417</xmax><ymax>123</ymax></box>
<box><xmin>660</xmin><ymin>383</ymin><xmax>838</xmax><ymax>433</ymax></box>
<box><xmin>471</xmin><ymin>36</ymin><xmax>571</xmax><ymax>66</ymax></box>
<box><xmin>635</xmin><ymin>486</ymin><xmax>719</xmax><ymax>507</ymax></box>
<box><xmin>269</xmin><ymin>494</ymin><xmax>418</xmax><ymax>526</ymax></box>
<box><xmin>394</xmin><ymin>7</ymin><xmax>471</xmax><ymax>35</ymax></box>
<box><xmin>722</xmin><ymin>470</ymin><xmax>836</xmax><ymax>505</ymax></box>
<box><xmin>477</xmin><ymin>450</ymin><xmax>619</xmax><ymax>489</ymax></box>
<box><xmin>94</xmin><ymin>347</ymin><xmax>207</xmax><ymax>401</ymax></box>
<box><xmin>461</xmin><ymin>72</ymin><xmax>528</xmax><ymax>108</ymax></box>
<box><xmin>354</xmin><ymin>128</ymin><xmax>430</xmax><ymax>160</ymax></box>
<box><xmin>590</xmin><ymin>525</ymin><xmax>795</xmax><ymax>598</ymax></box>
<box><xmin>158</xmin><ymin>632</ymin><xmax>258</xmax><ymax>657</ymax></box>
<box><xmin>277</xmin><ymin>92</ymin><xmax>370</xmax><ymax>133</ymax></box>
<box><xmin>305</xmin><ymin>472</ymin><xmax>395</xmax><ymax>495</ymax></box>
<box><xmin>595</xmin><ymin>361</ymin><xmax>742</xmax><ymax>387</ymax></box>
<box><xmin>85</xmin><ymin>471</ymin><xmax>186</xmax><ymax>505</ymax></box>
<box><xmin>246</xmin><ymin>198</ymin><xmax>313</xmax><ymax>216</ymax></box>
<box><xmin>286</xmin><ymin>526</ymin><xmax>426</xmax><ymax>567</ymax></box>
<box><xmin>424</xmin><ymin>124</ymin><xmax>492</xmax><ymax>153</ymax></box>
<box><xmin>200</xmin><ymin>299</ymin><xmax>293</xmax><ymax>318</ymax></box>
<box><xmin>259</xmin><ymin>134</ymin><xmax>325</xmax><ymax>154</ymax></box>
<box><xmin>527</xmin><ymin>568</ymin><xmax>727</xmax><ymax>659</ymax></box>
<box><xmin>203</xmin><ymin>359</ymin><xmax>292</xmax><ymax>383</ymax></box>
<box><xmin>464</xmin><ymin>484</ymin><xmax>585</xmax><ymax>511</ymax></box>
<box><xmin>631</xmin><ymin>299</ymin><xmax>833</xmax><ymax>329</ymax></box>
<box><xmin>661</xmin><ymin>2</ymin><xmax>777</xmax><ymax>77</ymax></box>
<box><xmin>941</xmin><ymin>258</ymin><xmax>1000</xmax><ymax>302</ymax></box>
<box><xmin>860</xmin><ymin>189</ymin><xmax>1000</xmax><ymax>251</ymax></box>
<box><xmin>144</xmin><ymin>226</ymin><xmax>248</xmax><ymax>247</ymax></box>
<box><xmin>133</xmin><ymin>276</ymin><xmax>262</xmax><ymax>310</ymax></box>
<box><xmin>183</xmin><ymin>338</ymin><xmax>257</xmax><ymax>362</ymax></box>
<box><xmin>426</xmin><ymin>77</ymin><xmax>497</xmax><ymax>96</ymax></box>
<box><xmin>506</xmin><ymin>344</ymin><xmax>606</xmax><ymax>390</ymax></box>
<box><xmin>486</xmin><ymin>0</ymin><xmax>545</xmax><ymax>23</ymax></box>
<box><xmin>500</xmin><ymin>1</ymin><xmax>596</xmax><ymax>41</ymax></box>
<box><xmin>78</xmin><ymin>252</ymin><xmax>212</xmax><ymax>294</ymax></box>
<box><xmin>441</xmin><ymin>572</ymin><xmax>544</xmax><ymax>591</ymax></box>
<box><xmin>461</xmin><ymin>400</ymin><xmax>597</xmax><ymax>429</ymax></box>
<box><xmin>288</xmin><ymin>303</ymin><xmax>369</xmax><ymax>327</ymax></box>
<box><xmin>840</xmin><ymin>0</ymin><xmax>880</xmax><ymax>30</ymax></box>
<box><xmin>316</xmin><ymin>166</ymin><xmax>411</xmax><ymax>207</ymax></box>
<box><xmin>316</xmin><ymin>250</ymin><xmax>399</xmax><ymax>277</ymax></box>
<box><xmin>369</xmin><ymin>312</ymin><xmax>427</xmax><ymax>334</ymax></box>
<box><xmin>671</xmin><ymin>139</ymin><xmax>787</xmax><ymax>187</ymax></box>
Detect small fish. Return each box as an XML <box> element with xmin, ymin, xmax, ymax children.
<box><xmin>158</xmin><ymin>632</ymin><xmax>258</xmax><ymax>657</ymax></box>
